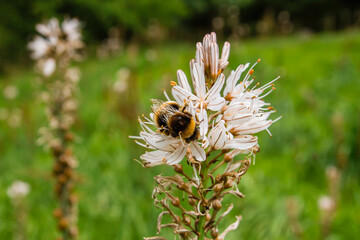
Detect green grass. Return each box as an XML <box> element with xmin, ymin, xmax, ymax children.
<box><xmin>1</xmin><ymin>30</ymin><xmax>360</xmax><ymax>239</ymax></box>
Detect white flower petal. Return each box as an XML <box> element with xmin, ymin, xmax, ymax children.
<box><xmin>206</xmin><ymin>73</ymin><xmax>225</xmax><ymax>100</ymax></box>
<box><xmin>224</xmin><ymin>63</ymin><xmax>249</xmax><ymax>96</ymax></box>
<box><xmin>190</xmin><ymin>142</ymin><xmax>206</xmax><ymax>161</ymax></box>
<box><xmin>141</xmin><ymin>132</ymin><xmax>180</xmax><ymax>151</ymax></box>
<box><xmin>42</xmin><ymin>58</ymin><xmax>56</xmax><ymax>77</ymax></box>
<box><xmin>207</xmin><ymin>97</ymin><xmax>225</xmax><ymax>111</ymax></box>
<box><xmin>224</xmin><ymin>135</ymin><xmax>257</xmax><ymax>150</ymax></box>
<box><xmin>195</xmin><ymin>42</ymin><xmax>204</xmax><ymax>71</ymax></box>
<box><xmin>171</xmin><ymin>86</ymin><xmax>197</xmax><ymax>105</ymax></box>
<box><xmin>141</xmin><ymin>150</ymin><xmax>170</xmax><ymax>164</ymax></box>
<box><xmin>28</xmin><ymin>36</ymin><xmax>49</xmax><ymax>59</ymax></box>
<box><xmin>234</xmin><ymin>120</ymin><xmax>273</xmax><ymax>135</ymax></box>
<box><xmin>219</xmin><ymin>41</ymin><xmax>230</xmax><ymax>70</ymax></box>
<box><xmin>177</xmin><ymin>70</ymin><xmax>192</xmax><ymax>93</ymax></box>
<box><xmin>208</xmin><ymin>120</ymin><xmax>231</xmax><ymax>150</ymax></box>
<box><xmin>210</xmin><ymin>42</ymin><xmax>219</xmax><ymax>78</ymax></box>
<box><xmin>167</xmin><ymin>145</ymin><xmax>187</xmax><ymax>165</ymax></box>
<box><xmin>192</xmin><ymin>63</ymin><xmax>206</xmax><ymax>98</ymax></box>
<box><xmin>197</xmin><ymin>104</ymin><xmax>208</xmax><ymax>137</ymax></box>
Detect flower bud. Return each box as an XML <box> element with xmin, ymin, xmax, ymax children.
<box><xmin>57</xmin><ymin>174</ymin><xmax>67</xmax><ymax>184</ymax></box>
<box><xmin>171</xmin><ymin>197</ymin><xmax>180</xmax><ymax>207</ymax></box>
<box><xmin>173</xmin><ymin>164</ymin><xmax>183</xmax><ymax>173</ymax></box>
<box><xmin>252</xmin><ymin>145</ymin><xmax>260</xmax><ymax>153</ymax></box>
<box><xmin>214</xmin><ymin>183</ymin><xmax>222</xmax><ymax>192</ymax></box>
<box><xmin>173</xmin><ymin>215</ymin><xmax>181</xmax><ymax>223</ymax></box>
<box><xmin>211</xmin><ymin>228</ymin><xmax>219</xmax><ymax>238</ymax></box>
<box><xmin>215</xmin><ymin>175</ymin><xmax>224</xmax><ymax>183</ymax></box>
<box><xmin>224</xmin><ymin>153</ymin><xmax>233</xmax><ymax>162</ymax></box>
<box><xmin>224</xmin><ymin>179</ymin><xmax>234</xmax><ymax>189</ymax></box>
<box><xmin>174</xmin><ymin>175</ymin><xmax>183</xmax><ymax>184</ymax></box>
<box><xmin>213</xmin><ymin>200</ymin><xmax>222</xmax><ymax>210</ymax></box>
<box><xmin>177</xmin><ymin>182</ymin><xmax>186</xmax><ymax>190</ymax></box>
<box><xmin>53</xmin><ymin>208</ymin><xmax>63</xmax><ymax>219</ymax></box>
<box><xmin>58</xmin><ymin>217</ymin><xmax>69</xmax><ymax>230</ymax></box>
<box><xmin>188</xmin><ymin>197</ymin><xmax>197</xmax><ymax>206</ymax></box>
<box><xmin>183</xmin><ymin>216</ymin><xmax>191</xmax><ymax>226</ymax></box>
<box><xmin>205</xmin><ymin>212</ymin><xmax>211</xmax><ymax>221</ymax></box>
<box><xmin>65</xmin><ymin>132</ymin><xmax>74</xmax><ymax>142</ymax></box>
<box><xmin>69</xmin><ymin>194</ymin><xmax>78</xmax><ymax>204</ymax></box>
<box><xmin>64</xmin><ymin>168</ymin><xmax>73</xmax><ymax>178</ymax></box>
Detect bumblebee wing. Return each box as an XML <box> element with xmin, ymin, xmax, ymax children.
<box><xmin>151</xmin><ymin>99</ymin><xmax>179</xmax><ymax>126</ymax></box>
<box><xmin>150</xmin><ymin>99</ymin><xmax>165</xmax><ymax>112</ymax></box>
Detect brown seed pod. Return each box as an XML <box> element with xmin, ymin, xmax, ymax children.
<box><xmin>188</xmin><ymin>197</ymin><xmax>197</xmax><ymax>206</ymax></box>
<box><xmin>53</xmin><ymin>208</ymin><xmax>63</xmax><ymax>219</ymax></box>
<box><xmin>211</xmin><ymin>228</ymin><xmax>219</xmax><ymax>238</ymax></box>
<box><xmin>183</xmin><ymin>216</ymin><xmax>191</xmax><ymax>226</ymax></box>
<box><xmin>173</xmin><ymin>164</ymin><xmax>183</xmax><ymax>173</ymax></box>
<box><xmin>205</xmin><ymin>212</ymin><xmax>211</xmax><ymax>221</ymax></box>
<box><xmin>213</xmin><ymin>200</ymin><xmax>222</xmax><ymax>210</ymax></box>
<box><xmin>214</xmin><ymin>183</ymin><xmax>223</xmax><ymax>192</ymax></box>
<box><xmin>58</xmin><ymin>217</ymin><xmax>69</xmax><ymax>230</ymax></box>
<box><xmin>224</xmin><ymin>153</ymin><xmax>233</xmax><ymax>162</ymax></box>
<box><xmin>69</xmin><ymin>194</ymin><xmax>78</xmax><ymax>204</ymax></box>
<box><xmin>224</xmin><ymin>179</ymin><xmax>234</xmax><ymax>189</ymax></box>
<box><xmin>64</xmin><ymin>132</ymin><xmax>74</xmax><ymax>142</ymax></box>
<box><xmin>171</xmin><ymin>197</ymin><xmax>180</xmax><ymax>207</ymax></box>
<box><xmin>57</xmin><ymin>174</ymin><xmax>67</xmax><ymax>184</ymax></box>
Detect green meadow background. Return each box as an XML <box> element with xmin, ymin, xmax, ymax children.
<box><xmin>1</xmin><ymin>1</ymin><xmax>360</xmax><ymax>239</ymax></box>
<box><xmin>1</xmin><ymin>31</ymin><xmax>360</xmax><ymax>239</ymax></box>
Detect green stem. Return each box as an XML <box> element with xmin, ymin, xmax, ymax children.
<box><xmin>198</xmin><ymin>161</ymin><xmax>210</xmax><ymax>240</ymax></box>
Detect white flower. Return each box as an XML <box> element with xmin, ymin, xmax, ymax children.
<box><xmin>7</xmin><ymin>181</ymin><xmax>31</xmax><ymax>199</ymax></box>
<box><xmin>205</xmin><ymin>120</ymin><xmax>258</xmax><ymax>150</ymax></box>
<box><xmin>62</xmin><ymin>18</ymin><xmax>81</xmax><ymax>41</ymax></box>
<box><xmin>221</xmin><ymin>60</ymin><xmax>281</xmax><ymax>136</ymax></box>
<box><xmin>28</xmin><ymin>17</ymin><xmax>83</xmax><ymax>77</ymax></box>
<box><xmin>172</xmin><ymin>63</ymin><xmax>225</xmax><ymax>137</ymax></box>
<box><xmin>318</xmin><ymin>196</ymin><xmax>335</xmax><ymax>212</ymax></box>
<box><xmin>133</xmin><ymin>32</ymin><xmax>280</xmax><ymax>167</ymax></box>
<box><xmin>131</xmin><ymin>116</ymin><xmax>205</xmax><ymax>167</ymax></box>
<box><xmin>40</xmin><ymin>58</ymin><xmax>56</xmax><ymax>77</ymax></box>
<box><xmin>195</xmin><ymin>32</ymin><xmax>230</xmax><ymax>80</ymax></box>
<box><xmin>3</xmin><ymin>85</ymin><xmax>18</xmax><ymax>100</ymax></box>
<box><xmin>35</xmin><ymin>18</ymin><xmax>60</xmax><ymax>37</ymax></box>
<box><xmin>27</xmin><ymin>36</ymin><xmax>51</xmax><ymax>60</ymax></box>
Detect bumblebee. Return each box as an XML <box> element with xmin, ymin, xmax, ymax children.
<box><xmin>151</xmin><ymin>99</ymin><xmax>199</xmax><ymax>143</ymax></box>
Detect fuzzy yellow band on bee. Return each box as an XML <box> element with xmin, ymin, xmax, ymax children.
<box><xmin>180</xmin><ymin>118</ymin><xmax>196</xmax><ymax>139</ymax></box>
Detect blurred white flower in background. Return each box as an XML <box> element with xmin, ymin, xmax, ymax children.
<box><xmin>318</xmin><ymin>195</ymin><xmax>336</xmax><ymax>212</ymax></box>
<box><xmin>113</xmin><ymin>67</ymin><xmax>131</xmax><ymax>93</ymax></box>
<box><xmin>7</xmin><ymin>181</ymin><xmax>31</xmax><ymax>199</ymax></box>
<box><xmin>3</xmin><ymin>85</ymin><xmax>18</xmax><ymax>100</ymax></box>
<box><xmin>7</xmin><ymin>108</ymin><xmax>23</xmax><ymax>128</ymax></box>
<box><xmin>28</xmin><ymin>17</ymin><xmax>83</xmax><ymax>77</ymax></box>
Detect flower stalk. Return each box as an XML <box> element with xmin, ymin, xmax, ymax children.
<box><xmin>28</xmin><ymin>17</ymin><xmax>83</xmax><ymax>240</ymax></box>
<box><xmin>133</xmin><ymin>32</ymin><xmax>280</xmax><ymax>239</ymax></box>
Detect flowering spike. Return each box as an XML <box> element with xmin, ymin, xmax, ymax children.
<box><xmin>132</xmin><ymin>32</ymin><xmax>280</xmax><ymax>239</ymax></box>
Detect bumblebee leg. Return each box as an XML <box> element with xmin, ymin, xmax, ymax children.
<box><xmin>179</xmin><ymin>99</ymin><xmax>189</xmax><ymax>112</ymax></box>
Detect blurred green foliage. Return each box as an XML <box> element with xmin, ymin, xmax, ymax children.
<box><xmin>1</xmin><ymin>0</ymin><xmax>359</xmax><ymax>72</ymax></box>
<box><xmin>0</xmin><ymin>31</ymin><xmax>360</xmax><ymax>239</ymax></box>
